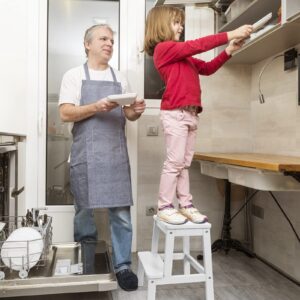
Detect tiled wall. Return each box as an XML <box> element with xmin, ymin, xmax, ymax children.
<box><xmin>250</xmin><ymin>48</ymin><xmax>300</xmax><ymax>281</ymax></box>
<box><xmin>251</xmin><ymin>54</ymin><xmax>300</xmax><ymax>156</ymax></box>
<box><xmin>198</xmin><ymin>65</ymin><xmax>252</xmax><ymax>153</ymax></box>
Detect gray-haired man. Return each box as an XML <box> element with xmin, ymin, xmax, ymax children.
<box><xmin>59</xmin><ymin>24</ymin><xmax>145</xmax><ymax>291</ymax></box>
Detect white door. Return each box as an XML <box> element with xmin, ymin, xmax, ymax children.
<box><xmin>44</xmin><ymin>0</ymin><xmax>122</xmax><ymax>244</ymax></box>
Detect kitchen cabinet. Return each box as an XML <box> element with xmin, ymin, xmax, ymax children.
<box><xmin>217</xmin><ymin>0</ymin><xmax>300</xmax><ymax>64</ymax></box>
<box><xmin>0</xmin><ymin>0</ymin><xmax>30</xmax><ymax>136</ymax></box>
<box><xmin>285</xmin><ymin>0</ymin><xmax>300</xmax><ymax>21</ymax></box>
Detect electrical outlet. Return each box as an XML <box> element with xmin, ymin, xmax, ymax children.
<box><xmin>284</xmin><ymin>48</ymin><xmax>297</xmax><ymax>71</ymax></box>
<box><xmin>147</xmin><ymin>125</ymin><xmax>159</xmax><ymax>136</ymax></box>
<box><xmin>252</xmin><ymin>204</ymin><xmax>264</xmax><ymax>219</ymax></box>
<box><xmin>146</xmin><ymin>205</ymin><xmax>157</xmax><ymax>216</ymax></box>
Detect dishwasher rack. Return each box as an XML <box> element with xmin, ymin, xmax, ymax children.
<box><xmin>0</xmin><ymin>215</ymin><xmax>52</xmax><ymax>279</ymax></box>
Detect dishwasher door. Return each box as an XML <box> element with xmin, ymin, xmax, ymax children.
<box><xmin>0</xmin><ymin>240</ymin><xmax>117</xmax><ymax>298</ymax></box>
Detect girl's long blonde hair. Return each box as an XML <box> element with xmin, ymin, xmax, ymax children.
<box><xmin>144</xmin><ymin>6</ymin><xmax>184</xmax><ymax>56</ymax></box>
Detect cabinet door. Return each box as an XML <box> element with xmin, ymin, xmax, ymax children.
<box><xmin>0</xmin><ymin>0</ymin><xmax>29</xmax><ymax>135</ymax></box>
<box><xmin>283</xmin><ymin>0</ymin><xmax>300</xmax><ymax>21</ymax></box>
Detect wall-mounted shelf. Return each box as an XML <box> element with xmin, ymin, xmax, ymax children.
<box><xmin>218</xmin><ymin>0</ymin><xmax>281</xmax><ymax>32</ymax></box>
<box><xmin>217</xmin><ymin>0</ymin><xmax>300</xmax><ymax>64</ymax></box>
<box><xmin>228</xmin><ymin>16</ymin><xmax>300</xmax><ymax>64</ymax></box>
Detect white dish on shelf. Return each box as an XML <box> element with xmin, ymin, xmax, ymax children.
<box><xmin>249</xmin><ymin>24</ymin><xmax>276</xmax><ymax>42</ymax></box>
<box><xmin>0</xmin><ymin>227</ymin><xmax>43</xmax><ymax>271</ymax></box>
<box><xmin>107</xmin><ymin>93</ymin><xmax>137</xmax><ymax>106</ymax></box>
<box><xmin>252</xmin><ymin>13</ymin><xmax>272</xmax><ymax>32</ymax></box>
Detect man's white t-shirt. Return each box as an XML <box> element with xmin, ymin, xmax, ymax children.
<box><xmin>59</xmin><ymin>65</ymin><xmax>129</xmax><ymax>106</ymax></box>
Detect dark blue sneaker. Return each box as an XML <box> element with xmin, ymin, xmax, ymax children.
<box><xmin>116</xmin><ymin>269</ymin><xmax>138</xmax><ymax>291</ymax></box>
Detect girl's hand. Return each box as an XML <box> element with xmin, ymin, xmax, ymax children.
<box><xmin>228</xmin><ymin>25</ymin><xmax>253</xmax><ymax>41</ymax></box>
<box><xmin>225</xmin><ymin>39</ymin><xmax>245</xmax><ymax>55</ymax></box>
<box><xmin>95</xmin><ymin>98</ymin><xmax>119</xmax><ymax>113</ymax></box>
<box><xmin>130</xmin><ymin>98</ymin><xmax>146</xmax><ymax>115</ymax></box>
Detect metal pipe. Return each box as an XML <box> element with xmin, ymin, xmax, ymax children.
<box><xmin>258</xmin><ymin>54</ymin><xmax>284</xmax><ymax>103</ymax></box>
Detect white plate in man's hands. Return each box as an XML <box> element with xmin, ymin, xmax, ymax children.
<box><xmin>1</xmin><ymin>227</ymin><xmax>43</xmax><ymax>271</ymax></box>
<box><xmin>107</xmin><ymin>93</ymin><xmax>137</xmax><ymax>105</ymax></box>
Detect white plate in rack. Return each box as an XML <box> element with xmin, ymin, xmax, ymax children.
<box><xmin>1</xmin><ymin>227</ymin><xmax>44</xmax><ymax>271</ymax></box>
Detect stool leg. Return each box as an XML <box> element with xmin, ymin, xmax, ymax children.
<box><xmin>137</xmin><ymin>258</ymin><xmax>145</xmax><ymax>287</ymax></box>
<box><xmin>151</xmin><ymin>219</ymin><xmax>160</xmax><ymax>254</ymax></box>
<box><xmin>183</xmin><ymin>236</ymin><xmax>190</xmax><ymax>275</ymax></box>
<box><xmin>164</xmin><ymin>230</ymin><xmax>175</xmax><ymax>277</ymax></box>
<box><xmin>203</xmin><ymin>229</ymin><xmax>214</xmax><ymax>300</ymax></box>
<box><xmin>147</xmin><ymin>280</ymin><xmax>156</xmax><ymax>300</ymax></box>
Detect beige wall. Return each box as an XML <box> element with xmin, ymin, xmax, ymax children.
<box><xmin>249</xmin><ymin>47</ymin><xmax>300</xmax><ymax>281</ymax></box>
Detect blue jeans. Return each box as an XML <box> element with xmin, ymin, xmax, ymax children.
<box><xmin>74</xmin><ymin>206</ymin><xmax>132</xmax><ymax>273</ymax></box>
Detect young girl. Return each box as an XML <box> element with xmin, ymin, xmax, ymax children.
<box><xmin>144</xmin><ymin>6</ymin><xmax>252</xmax><ymax>225</ymax></box>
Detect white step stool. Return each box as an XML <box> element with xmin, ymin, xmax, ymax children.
<box><xmin>137</xmin><ymin>215</ymin><xmax>214</xmax><ymax>300</ymax></box>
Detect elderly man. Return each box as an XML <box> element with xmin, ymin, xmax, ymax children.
<box><xmin>59</xmin><ymin>24</ymin><xmax>145</xmax><ymax>291</ymax></box>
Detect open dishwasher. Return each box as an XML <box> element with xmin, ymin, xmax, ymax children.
<box><xmin>0</xmin><ymin>139</ymin><xmax>117</xmax><ymax>298</ymax></box>
<box><xmin>0</xmin><ymin>214</ymin><xmax>117</xmax><ymax>298</ymax></box>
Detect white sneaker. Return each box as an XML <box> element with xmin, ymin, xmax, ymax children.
<box><xmin>179</xmin><ymin>206</ymin><xmax>208</xmax><ymax>224</ymax></box>
<box><xmin>157</xmin><ymin>207</ymin><xmax>187</xmax><ymax>225</ymax></box>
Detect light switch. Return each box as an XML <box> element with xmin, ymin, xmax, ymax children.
<box><xmin>147</xmin><ymin>125</ymin><xmax>158</xmax><ymax>136</ymax></box>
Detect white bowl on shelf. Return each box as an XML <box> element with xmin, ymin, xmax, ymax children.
<box><xmin>0</xmin><ymin>227</ymin><xmax>44</xmax><ymax>271</ymax></box>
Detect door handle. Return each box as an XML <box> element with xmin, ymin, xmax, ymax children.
<box><xmin>11</xmin><ymin>186</ymin><xmax>25</xmax><ymax>198</ymax></box>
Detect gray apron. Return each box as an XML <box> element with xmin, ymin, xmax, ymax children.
<box><xmin>70</xmin><ymin>63</ymin><xmax>133</xmax><ymax>208</ymax></box>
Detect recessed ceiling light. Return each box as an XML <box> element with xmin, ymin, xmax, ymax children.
<box><xmin>93</xmin><ymin>18</ymin><xmax>106</xmax><ymax>24</ymax></box>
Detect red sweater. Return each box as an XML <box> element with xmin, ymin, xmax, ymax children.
<box><xmin>153</xmin><ymin>32</ymin><xmax>230</xmax><ymax>112</ymax></box>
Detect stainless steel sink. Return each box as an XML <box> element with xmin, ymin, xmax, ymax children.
<box><xmin>0</xmin><ymin>240</ymin><xmax>117</xmax><ymax>298</ymax></box>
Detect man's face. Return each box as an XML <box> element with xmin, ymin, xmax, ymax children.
<box><xmin>86</xmin><ymin>27</ymin><xmax>114</xmax><ymax>62</ymax></box>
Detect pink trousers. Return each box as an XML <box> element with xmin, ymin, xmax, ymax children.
<box><xmin>158</xmin><ymin>109</ymin><xmax>199</xmax><ymax>209</ymax></box>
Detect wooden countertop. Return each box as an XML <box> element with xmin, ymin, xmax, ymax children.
<box><xmin>193</xmin><ymin>153</ymin><xmax>300</xmax><ymax>172</ymax></box>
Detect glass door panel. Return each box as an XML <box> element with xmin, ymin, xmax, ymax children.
<box><xmin>47</xmin><ymin>0</ymin><xmax>120</xmax><ymax>205</ymax></box>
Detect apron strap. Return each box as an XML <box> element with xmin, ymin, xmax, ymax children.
<box><xmin>110</xmin><ymin>67</ymin><xmax>118</xmax><ymax>83</ymax></box>
<box><xmin>84</xmin><ymin>63</ymin><xmax>118</xmax><ymax>83</ymax></box>
<box><xmin>83</xmin><ymin>62</ymin><xmax>90</xmax><ymax>80</ymax></box>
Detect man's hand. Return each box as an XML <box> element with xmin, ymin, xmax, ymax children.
<box><xmin>59</xmin><ymin>97</ymin><xmax>119</xmax><ymax>123</ymax></box>
<box><xmin>130</xmin><ymin>98</ymin><xmax>146</xmax><ymax>114</ymax></box>
<box><xmin>95</xmin><ymin>98</ymin><xmax>119</xmax><ymax>112</ymax></box>
<box><xmin>124</xmin><ymin>98</ymin><xmax>146</xmax><ymax>121</ymax></box>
